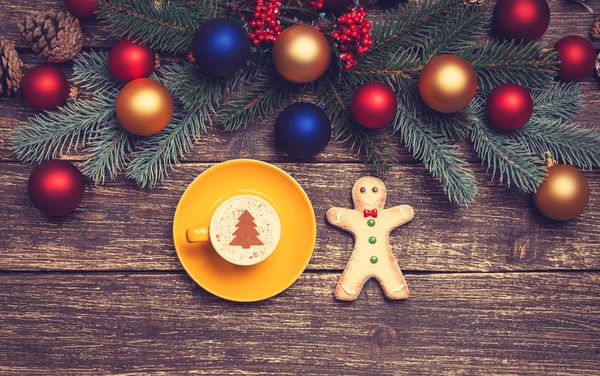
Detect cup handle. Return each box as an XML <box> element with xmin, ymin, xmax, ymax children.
<box><xmin>186</xmin><ymin>227</ymin><xmax>209</xmax><ymax>243</ymax></box>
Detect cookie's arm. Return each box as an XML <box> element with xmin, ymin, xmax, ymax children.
<box><xmin>387</xmin><ymin>205</ymin><xmax>415</xmax><ymax>228</ymax></box>
<box><xmin>326</xmin><ymin>207</ymin><xmax>355</xmax><ymax>230</ymax></box>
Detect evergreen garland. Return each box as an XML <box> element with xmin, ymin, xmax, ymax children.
<box><xmin>10</xmin><ymin>0</ymin><xmax>600</xmax><ymax>205</ymax></box>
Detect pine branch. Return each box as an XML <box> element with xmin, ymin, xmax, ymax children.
<box><xmin>99</xmin><ymin>0</ymin><xmax>219</xmax><ymax>54</ymax></box>
<box><xmin>393</xmin><ymin>82</ymin><xmax>478</xmax><ymax>204</ymax></box>
<box><xmin>464</xmin><ymin>41</ymin><xmax>557</xmax><ymax>91</ymax></box>
<box><xmin>72</xmin><ymin>50</ymin><xmax>122</xmax><ymax>92</ymax></box>
<box><xmin>80</xmin><ymin>118</ymin><xmax>136</xmax><ymax>184</ymax></box>
<box><xmin>11</xmin><ymin>91</ymin><xmax>119</xmax><ymax>163</ymax></box>
<box><xmin>531</xmin><ymin>82</ymin><xmax>583</xmax><ymax>120</ymax></box>
<box><xmin>513</xmin><ymin>118</ymin><xmax>600</xmax><ymax>169</ymax></box>
<box><xmin>468</xmin><ymin>102</ymin><xmax>545</xmax><ymax>192</ymax></box>
<box><xmin>126</xmin><ymin>106</ymin><xmax>207</xmax><ymax>188</ymax></box>
<box><xmin>316</xmin><ymin>76</ymin><xmax>393</xmax><ymax>175</ymax></box>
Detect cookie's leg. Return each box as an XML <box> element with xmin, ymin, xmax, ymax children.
<box><xmin>376</xmin><ymin>259</ymin><xmax>409</xmax><ymax>300</ymax></box>
<box><xmin>335</xmin><ymin>261</ymin><xmax>369</xmax><ymax>301</ymax></box>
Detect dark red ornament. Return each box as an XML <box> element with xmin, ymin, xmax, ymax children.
<box><xmin>493</xmin><ymin>0</ymin><xmax>550</xmax><ymax>42</ymax></box>
<box><xmin>22</xmin><ymin>65</ymin><xmax>69</xmax><ymax>111</ymax></box>
<box><xmin>486</xmin><ymin>83</ymin><xmax>534</xmax><ymax>131</ymax></box>
<box><xmin>65</xmin><ymin>0</ymin><xmax>99</xmax><ymax>20</ymax></box>
<box><xmin>323</xmin><ymin>0</ymin><xmax>353</xmax><ymax>14</ymax></box>
<box><xmin>109</xmin><ymin>39</ymin><xmax>155</xmax><ymax>82</ymax></box>
<box><xmin>554</xmin><ymin>35</ymin><xmax>596</xmax><ymax>81</ymax></box>
<box><xmin>351</xmin><ymin>82</ymin><xmax>398</xmax><ymax>129</ymax></box>
<box><xmin>28</xmin><ymin>160</ymin><xmax>85</xmax><ymax>217</ymax></box>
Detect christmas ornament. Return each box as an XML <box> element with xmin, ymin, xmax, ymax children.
<box><xmin>18</xmin><ymin>10</ymin><xmax>83</xmax><ymax>63</ymax></box>
<box><xmin>28</xmin><ymin>160</ymin><xmax>85</xmax><ymax>216</ymax></box>
<box><xmin>327</xmin><ymin>176</ymin><xmax>414</xmax><ymax>301</ymax></box>
<box><xmin>65</xmin><ymin>0</ymin><xmax>99</xmax><ymax>20</ymax></box>
<box><xmin>0</xmin><ymin>39</ymin><xmax>23</xmax><ymax>97</ymax></box>
<box><xmin>192</xmin><ymin>18</ymin><xmax>251</xmax><ymax>76</ymax></box>
<box><xmin>275</xmin><ymin>102</ymin><xmax>331</xmax><ymax>158</ymax></box>
<box><xmin>419</xmin><ymin>54</ymin><xmax>477</xmax><ymax>113</ymax></box>
<box><xmin>331</xmin><ymin>7</ymin><xmax>373</xmax><ymax>70</ymax></box>
<box><xmin>554</xmin><ymin>35</ymin><xmax>596</xmax><ymax>81</ymax></box>
<box><xmin>272</xmin><ymin>25</ymin><xmax>331</xmax><ymax>83</ymax></box>
<box><xmin>109</xmin><ymin>39</ymin><xmax>155</xmax><ymax>82</ymax></box>
<box><xmin>248</xmin><ymin>0</ymin><xmax>282</xmax><ymax>46</ymax></box>
<box><xmin>486</xmin><ymin>83</ymin><xmax>534</xmax><ymax>131</ymax></box>
<box><xmin>324</xmin><ymin>0</ymin><xmax>353</xmax><ymax>14</ymax></box>
<box><xmin>493</xmin><ymin>0</ymin><xmax>550</xmax><ymax>42</ymax></box>
<box><xmin>22</xmin><ymin>65</ymin><xmax>69</xmax><ymax>111</ymax></box>
<box><xmin>350</xmin><ymin>82</ymin><xmax>398</xmax><ymax>128</ymax></box>
<box><xmin>533</xmin><ymin>154</ymin><xmax>589</xmax><ymax>220</ymax></box>
<box><xmin>116</xmin><ymin>78</ymin><xmax>174</xmax><ymax>136</ymax></box>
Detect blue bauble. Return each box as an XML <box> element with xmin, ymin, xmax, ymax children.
<box><xmin>275</xmin><ymin>102</ymin><xmax>331</xmax><ymax>159</ymax></box>
<box><xmin>192</xmin><ymin>18</ymin><xmax>251</xmax><ymax>77</ymax></box>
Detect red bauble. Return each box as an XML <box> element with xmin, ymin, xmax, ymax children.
<box><xmin>323</xmin><ymin>0</ymin><xmax>353</xmax><ymax>14</ymax></box>
<box><xmin>350</xmin><ymin>82</ymin><xmax>398</xmax><ymax>128</ymax></box>
<box><xmin>554</xmin><ymin>35</ymin><xmax>596</xmax><ymax>81</ymax></box>
<box><xmin>65</xmin><ymin>0</ymin><xmax>99</xmax><ymax>20</ymax></box>
<box><xmin>22</xmin><ymin>65</ymin><xmax>69</xmax><ymax>111</ymax></box>
<box><xmin>493</xmin><ymin>0</ymin><xmax>550</xmax><ymax>42</ymax></box>
<box><xmin>28</xmin><ymin>160</ymin><xmax>85</xmax><ymax>217</ymax></box>
<box><xmin>486</xmin><ymin>83</ymin><xmax>534</xmax><ymax>131</ymax></box>
<box><xmin>109</xmin><ymin>39</ymin><xmax>155</xmax><ymax>82</ymax></box>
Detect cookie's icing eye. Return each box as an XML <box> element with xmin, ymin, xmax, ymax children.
<box><xmin>372</xmin><ymin>187</ymin><xmax>378</xmax><ymax>193</ymax></box>
<box><xmin>360</xmin><ymin>187</ymin><xmax>366</xmax><ymax>193</ymax></box>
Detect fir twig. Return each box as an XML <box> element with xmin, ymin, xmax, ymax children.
<box><xmin>72</xmin><ymin>50</ymin><xmax>122</xmax><ymax>92</ymax></box>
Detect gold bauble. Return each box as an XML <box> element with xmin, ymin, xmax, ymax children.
<box><xmin>116</xmin><ymin>78</ymin><xmax>174</xmax><ymax>136</ymax></box>
<box><xmin>533</xmin><ymin>161</ymin><xmax>590</xmax><ymax>221</ymax></box>
<box><xmin>418</xmin><ymin>54</ymin><xmax>477</xmax><ymax>113</ymax></box>
<box><xmin>272</xmin><ymin>25</ymin><xmax>331</xmax><ymax>83</ymax></box>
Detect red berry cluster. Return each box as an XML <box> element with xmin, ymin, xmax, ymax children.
<box><xmin>249</xmin><ymin>0</ymin><xmax>282</xmax><ymax>46</ymax></box>
<box><xmin>309</xmin><ymin>0</ymin><xmax>324</xmax><ymax>9</ymax></box>
<box><xmin>331</xmin><ymin>7</ymin><xmax>372</xmax><ymax>70</ymax></box>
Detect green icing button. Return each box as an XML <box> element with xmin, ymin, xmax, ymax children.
<box><xmin>369</xmin><ymin>236</ymin><xmax>377</xmax><ymax>244</ymax></box>
<box><xmin>370</xmin><ymin>256</ymin><xmax>378</xmax><ymax>264</ymax></box>
<box><xmin>367</xmin><ymin>219</ymin><xmax>375</xmax><ymax>227</ymax></box>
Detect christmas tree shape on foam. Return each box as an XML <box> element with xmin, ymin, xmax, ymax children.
<box><xmin>229</xmin><ymin>210</ymin><xmax>263</xmax><ymax>249</ymax></box>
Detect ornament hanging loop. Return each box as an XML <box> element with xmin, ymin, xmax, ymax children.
<box><xmin>544</xmin><ymin>151</ymin><xmax>556</xmax><ymax>167</ymax></box>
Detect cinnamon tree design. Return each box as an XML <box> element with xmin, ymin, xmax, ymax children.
<box><xmin>11</xmin><ymin>0</ymin><xmax>600</xmax><ymax>205</ymax></box>
<box><xmin>229</xmin><ymin>210</ymin><xmax>264</xmax><ymax>248</ymax></box>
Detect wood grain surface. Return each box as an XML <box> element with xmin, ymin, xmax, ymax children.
<box><xmin>0</xmin><ymin>0</ymin><xmax>599</xmax><ymax>374</ymax></box>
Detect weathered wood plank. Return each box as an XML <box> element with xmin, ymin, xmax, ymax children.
<box><xmin>0</xmin><ymin>272</ymin><xmax>599</xmax><ymax>375</ymax></box>
<box><xmin>1</xmin><ymin>162</ymin><xmax>598</xmax><ymax>271</ymax></box>
<box><xmin>0</xmin><ymin>0</ymin><xmax>598</xmax><ymax>49</ymax></box>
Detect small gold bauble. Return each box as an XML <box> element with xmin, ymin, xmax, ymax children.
<box><xmin>418</xmin><ymin>54</ymin><xmax>478</xmax><ymax>113</ymax></box>
<box><xmin>272</xmin><ymin>25</ymin><xmax>331</xmax><ymax>83</ymax></box>
<box><xmin>116</xmin><ymin>78</ymin><xmax>174</xmax><ymax>136</ymax></box>
<box><xmin>533</xmin><ymin>163</ymin><xmax>590</xmax><ymax>221</ymax></box>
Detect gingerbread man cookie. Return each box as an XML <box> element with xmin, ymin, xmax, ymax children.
<box><xmin>327</xmin><ymin>176</ymin><xmax>414</xmax><ymax>301</ymax></box>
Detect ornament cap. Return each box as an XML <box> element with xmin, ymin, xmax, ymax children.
<box><xmin>544</xmin><ymin>151</ymin><xmax>556</xmax><ymax>167</ymax></box>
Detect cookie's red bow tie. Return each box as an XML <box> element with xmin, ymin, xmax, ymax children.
<box><xmin>363</xmin><ymin>208</ymin><xmax>378</xmax><ymax>218</ymax></box>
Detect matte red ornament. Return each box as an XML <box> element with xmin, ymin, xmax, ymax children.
<box><xmin>350</xmin><ymin>82</ymin><xmax>398</xmax><ymax>129</ymax></box>
<box><xmin>554</xmin><ymin>35</ymin><xmax>596</xmax><ymax>81</ymax></box>
<box><xmin>486</xmin><ymin>83</ymin><xmax>534</xmax><ymax>131</ymax></box>
<box><xmin>65</xmin><ymin>0</ymin><xmax>99</xmax><ymax>20</ymax></box>
<box><xmin>109</xmin><ymin>39</ymin><xmax>155</xmax><ymax>82</ymax></box>
<box><xmin>493</xmin><ymin>0</ymin><xmax>550</xmax><ymax>42</ymax></box>
<box><xmin>22</xmin><ymin>65</ymin><xmax>69</xmax><ymax>111</ymax></box>
<box><xmin>28</xmin><ymin>160</ymin><xmax>85</xmax><ymax>217</ymax></box>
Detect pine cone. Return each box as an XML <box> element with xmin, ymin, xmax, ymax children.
<box><xmin>0</xmin><ymin>39</ymin><xmax>23</xmax><ymax>96</ymax></box>
<box><xmin>591</xmin><ymin>17</ymin><xmax>600</xmax><ymax>40</ymax></box>
<box><xmin>18</xmin><ymin>10</ymin><xmax>83</xmax><ymax>63</ymax></box>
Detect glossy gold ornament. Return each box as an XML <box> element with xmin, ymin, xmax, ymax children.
<box><xmin>533</xmin><ymin>154</ymin><xmax>590</xmax><ymax>221</ymax></box>
<box><xmin>418</xmin><ymin>54</ymin><xmax>477</xmax><ymax>113</ymax></box>
<box><xmin>116</xmin><ymin>78</ymin><xmax>174</xmax><ymax>136</ymax></box>
<box><xmin>272</xmin><ymin>25</ymin><xmax>331</xmax><ymax>83</ymax></box>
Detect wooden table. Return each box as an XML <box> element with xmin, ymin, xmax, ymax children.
<box><xmin>1</xmin><ymin>0</ymin><xmax>599</xmax><ymax>374</ymax></box>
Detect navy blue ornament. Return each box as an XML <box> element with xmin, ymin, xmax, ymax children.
<box><xmin>275</xmin><ymin>102</ymin><xmax>331</xmax><ymax>159</ymax></box>
<box><xmin>192</xmin><ymin>18</ymin><xmax>251</xmax><ymax>77</ymax></box>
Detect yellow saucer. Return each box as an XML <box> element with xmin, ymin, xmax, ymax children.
<box><xmin>173</xmin><ymin>159</ymin><xmax>316</xmax><ymax>302</ymax></box>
